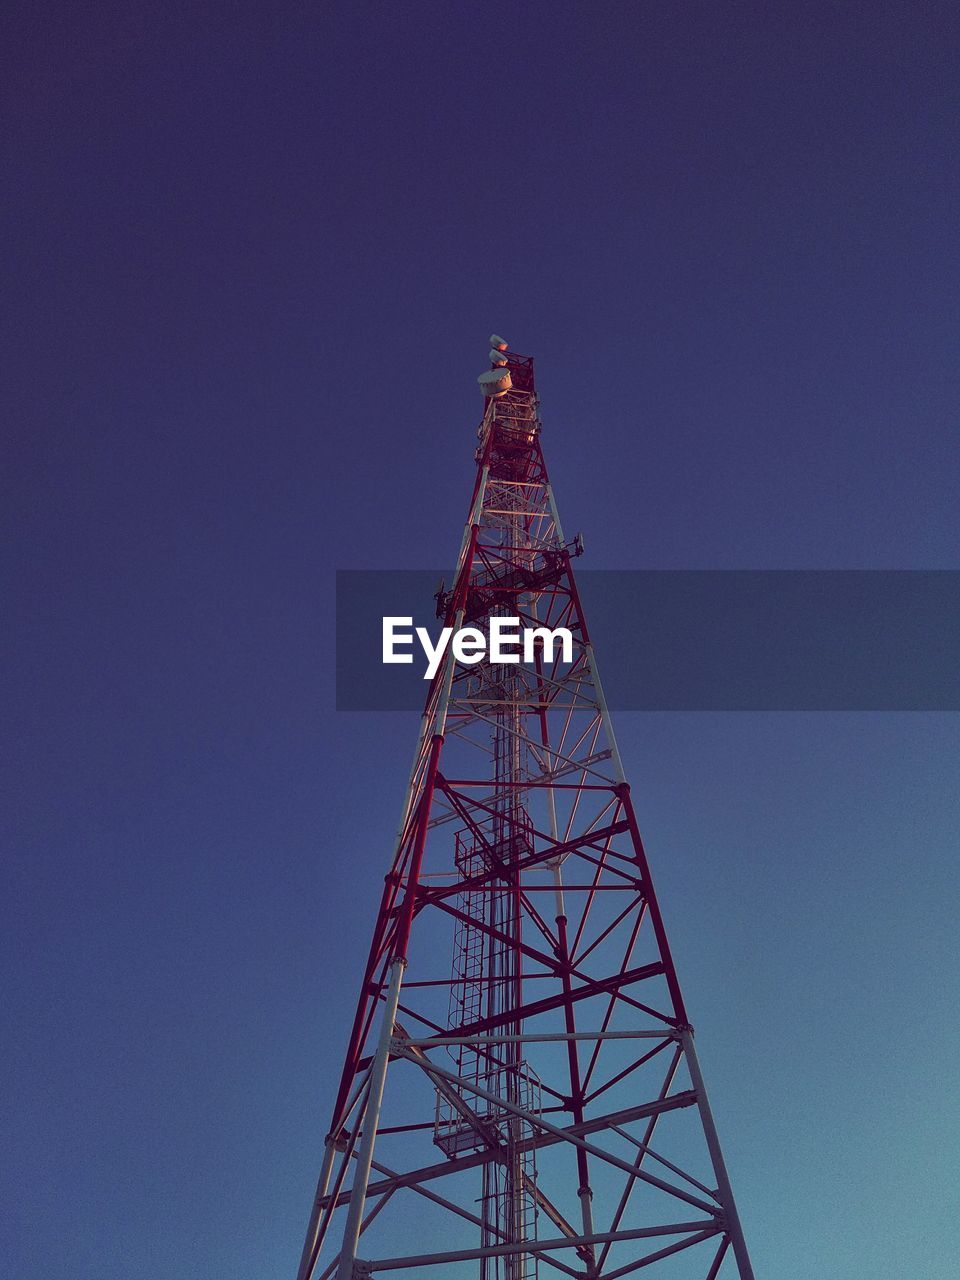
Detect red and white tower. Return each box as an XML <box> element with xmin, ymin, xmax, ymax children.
<box><xmin>297</xmin><ymin>340</ymin><xmax>754</xmax><ymax>1280</ymax></box>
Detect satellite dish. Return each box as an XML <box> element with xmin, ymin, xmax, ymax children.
<box><xmin>489</xmin><ymin>349</ymin><xmax>508</xmax><ymax>366</ymax></box>
<box><xmin>478</xmin><ymin>368</ymin><xmax>513</xmax><ymax>397</ymax></box>
<box><xmin>488</xmin><ymin>333</ymin><xmax>508</xmax><ymax>351</ymax></box>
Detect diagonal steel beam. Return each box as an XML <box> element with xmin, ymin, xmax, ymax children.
<box><xmin>396</xmin><ymin>1048</ymin><xmax>719</xmax><ymax>1215</ymax></box>
<box><xmin>320</xmin><ymin>1092</ymin><xmax>698</xmax><ymax>1208</ymax></box>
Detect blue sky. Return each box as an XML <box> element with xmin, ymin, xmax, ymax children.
<box><xmin>3</xmin><ymin>4</ymin><xmax>960</xmax><ymax>1277</ymax></box>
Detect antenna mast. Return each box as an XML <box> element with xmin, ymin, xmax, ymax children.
<box><xmin>294</xmin><ymin>338</ymin><xmax>755</xmax><ymax>1280</ymax></box>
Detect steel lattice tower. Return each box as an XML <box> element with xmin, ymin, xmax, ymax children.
<box><xmin>296</xmin><ymin>341</ymin><xmax>754</xmax><ymax>1280</ymax></box>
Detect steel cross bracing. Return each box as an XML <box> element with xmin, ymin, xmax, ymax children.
<box><xmin>296</xmin><ymin>353</ymin><xmax>754</xmax><ymax>1280</ymax></box>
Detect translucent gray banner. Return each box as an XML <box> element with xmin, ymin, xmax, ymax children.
<box><xmin>336</xmin><ymin>570</ymin><xmax>960</xmax><ymax>711</ymax></box>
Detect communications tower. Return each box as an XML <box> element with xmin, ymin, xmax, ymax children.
<box><xmin>297</xmin><ymin>339</ymin><xmax>754</xmax><ymax>1280</ymax></box>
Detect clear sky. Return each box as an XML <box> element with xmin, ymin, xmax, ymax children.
<box><xmin>3</xmin><ymin>4</ymin><xmax>959</xmax><ymax>1278</ymax></box>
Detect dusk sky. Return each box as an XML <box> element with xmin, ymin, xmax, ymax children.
<box><xmin>3</xmin><ymin>4</ymin><xmax>960</xmax><ymax>1278</ymax></box>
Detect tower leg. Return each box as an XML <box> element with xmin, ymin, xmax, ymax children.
<box><xmin>334</xmin><ymin>958</ymin><xmax>405</xmax><ymax>1280</ymax></box>
<box><xmin>681</xmin><ymin>1028</ymin><xmax>755</xmax><ymax>1280</ymax></box>
<box><xmin>296</xmin><ymin>1137</ymin><xmax>338</xmax><ymax>1280</ymax></box>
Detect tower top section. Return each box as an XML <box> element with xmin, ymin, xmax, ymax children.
<box><xmin>475</xmin><ymin>334</ymin><xmax>539</xmax><ymax>448</ymax></box>
<box><xmin>477</xmin><ymin>332</ymin><xmax>536</xmax><ymax>399</ymax></box>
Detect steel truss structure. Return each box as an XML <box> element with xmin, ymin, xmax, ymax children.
<box><xmin>297</xmin><ymin>350</ymin><xmax>754</xmax><ymax>1280</ymax></box>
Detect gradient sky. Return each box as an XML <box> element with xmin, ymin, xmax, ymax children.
<box><xmin>3</xmin><ymin>4</ymin><xmax>960</xmax><ymax>1278</ymax></box>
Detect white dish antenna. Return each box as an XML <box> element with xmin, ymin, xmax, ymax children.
<box><xmin>478</xmin><ymin>368</ymin><xmax>513</xmax><ymax>397</ymax></box>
